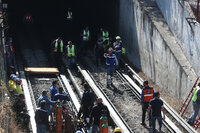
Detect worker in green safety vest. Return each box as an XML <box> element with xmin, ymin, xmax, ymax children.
<box><xmin>51</xmin><ymin>37</ymin><xmax>65</xmax><ymax>68</ymax></box>
<box><xmin>66</xmin><ymin>41</ymin><xmax>76</xmax><ymax>69</ymax></box>
<box><xmin>188</xmin><ymin>83</ymin><xmax>200</xmax><ymax>126</ymax></box>
<box><xmin>102</xmin><ymin>30</ymin><xmax>109</xmax><ymax>42</ymax></box>
<box><xmin>67</xmin><ymin>8</ymin><xmax>72</xmax><ymax>21</ymax></box>
<box><xmin>80</xmin><ymin>26</ymin><xmax>91</xmax><ymax>56</ymax></box>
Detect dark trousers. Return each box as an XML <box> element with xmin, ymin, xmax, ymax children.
<box><xmin>95</xmin><ymin>49</ymin><xmax>104</xmax><ymax>66</ymax></box>
<box><xmin>142</xmin><ymin>102</ymin><xmax>151</xmax><ymax>124</ymax></box>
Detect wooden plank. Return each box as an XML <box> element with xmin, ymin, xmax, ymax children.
<box><xmin>24</xmin><ymin>67</ymin><xmax>59</xmax><ymax>74</ymax></box>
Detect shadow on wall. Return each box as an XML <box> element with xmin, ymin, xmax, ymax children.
<box><xmin>118</xmin><ymin>0</ymin><xmax>141</xmax><ymax>69</ymax></box>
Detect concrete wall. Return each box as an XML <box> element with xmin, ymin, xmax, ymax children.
<box><xmin>118</xmin><ymin>0</ymin><xmax>197</xmax><ymax>99</ymax></box>
<box><xmin>156</xmin><ymin>0</ymin><xmax>200</xmax><ymax>76</ymax></box>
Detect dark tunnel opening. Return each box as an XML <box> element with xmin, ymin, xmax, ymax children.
<box><xmin>7</xmin><ymin>0</ymin><xmax>119</xmax><ymax>67</ymax></box>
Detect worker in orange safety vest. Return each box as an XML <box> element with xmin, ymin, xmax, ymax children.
<box><xmin>140</xmin><ymin>80</ymin><xmax>154</xmax><ymax>127</ymax></box>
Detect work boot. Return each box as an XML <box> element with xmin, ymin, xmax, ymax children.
<box><xmin>187</xmin><ymin>120</ymin><xmax>194</xmax><ymax>126</ymax></box>
<box><xmin>140</xmin><ymin>122</ymin><xmax>146</xmax><ymax>126</ymax></box>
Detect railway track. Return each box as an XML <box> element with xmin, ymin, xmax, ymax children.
<box><xmin>16</xmin><ymin>52</ymin><xmax>198</xmax><ymax>133</ymax></box>
<box><xmin>77</xmin><ymin>54</ymin><xmax>198</xmax><ymax>133</ymax></box>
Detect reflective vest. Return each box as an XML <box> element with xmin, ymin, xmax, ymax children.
<box><xmin>122</xmin><ymin>47</ymin><xmax>126</xmax><ymax>54</ymax></box>
<box><xmin>54</xmin><ymin>39</ymin><xmax>64</xmax><ymax>52</ymax></box>
<box><xmin>83</xmin><ymin>30</ymin><xmax>90</xmax><ymax>41</ymax></box>
<box><xmin>192</xmin><ymin>86</ymin><xmax>200</xmax><ymax>102</ymax></box>
<box><xmin>102</xmin><ymin>31</ymin><xmax>109</xmax><ymax>42</ymax></box>
<box><xmin>67</xmin><ymin>45</ymin><xmax>75</xmax><ymax>57</ymax></box>
<box><xmin>67</xmin><ymin>11</ymin><xmax>72</xmax><ymax>20</ymax></box>
<box><xmin>8</xmin><ymin>79</ymin><xmax>15</xmax><ymax>92</ymax></box>
<box><xmin>143</xmin><ymin>87</ymin><xmax>154</xmax><ymax>102</ymax></box>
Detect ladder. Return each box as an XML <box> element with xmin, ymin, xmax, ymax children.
<box><xmin>179</xmin><ymin>77</ymin><xmax>199</xmax><ymax>117</ymax></box>
<box><xmin>194</xmin><ymin>117</ymin><xmax>200</xmax><ymax>130</ymax></box>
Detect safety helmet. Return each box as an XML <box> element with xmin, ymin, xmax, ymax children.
<box><xmin>115</xmin><ymin>36</ymin><xmax>121</xmax><ymax>40</ymax></box>
<box><xmin>108</xmin><ymin>47</ymin><xmax>113</xmax><ymax>52</ymax></box>
<box><xmin>76</xmin><ymin>131</ymin><xmax>82</xmax><ymax>133</ymax></box>
<box><xmin>114</xmin><ymin>127</ymin><xmax>122</xmax><ymax>133</ymax></box>
<box><xmin>68</xmin><ymin>41</ymin><xmax>72</xmax><ymax>45</ymax></box>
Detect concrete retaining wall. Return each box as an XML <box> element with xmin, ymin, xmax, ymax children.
<box><xmin>118</xmin><ymin>0</ymin><xmax>197</xmax><ymax>99</ymax></box>
<box><xmin>156</xmin><ymin>0</ymin><xmax>200</xmax><ymax>76</ymax></box>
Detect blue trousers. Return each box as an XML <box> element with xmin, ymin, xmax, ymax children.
<box><xmin>115</xmin><ymin>51</ymin><xmax>121</xmax><ymax>66</ymax></box>
<box><xmin>68</xmin><ymin>57</ymin><xmax>75</xmax><ymax>69</ymax></box>
<box><xmin>188</xmin><ymin>101</ymin><xmax>200</xmax><ymax>124</ymax></box>
<box><xmin>152</xmin><ymin>116</ymin><xmax>162</xmax><ymax>133</ymax></box>
<box><xmin>36</xmin><ymin>124</ymin><xmax>48</xmax><ymax>133</ymax></box>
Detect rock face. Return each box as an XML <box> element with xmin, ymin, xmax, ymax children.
<box><xmin>117</xmin><ymin>0</ymin><xmax>197</xmax><ymax>100</ymax></box>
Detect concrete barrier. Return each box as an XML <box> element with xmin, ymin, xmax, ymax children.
<box><xmin>117</xmin><ymin>0</ymin><xmax>197</xmax><ymax>100</ymax></box>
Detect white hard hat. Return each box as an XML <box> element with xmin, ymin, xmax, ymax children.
<box><xmin>108</xmin><ymin>47</ymin><xmax>113</xmax><ymax>52</ymax></box>
<box><xmin>116</xmin><ymin>36</ymin><xmax>121</xmax><ymax>40</ymax></box>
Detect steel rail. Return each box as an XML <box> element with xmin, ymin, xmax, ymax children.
<box><xmin>121</xmin><ymin>59</ymin><xmax>197</xmax><ymax>133</ymax></box>
<box><xmin>76</xmin><ymin>63</ymin><xmax>134</xmax><ymax>133</ymax></box>
<box><xmin>18</xmin><ymin>63</ymin><xmax>37</xmax><ymax>133</ymax></box>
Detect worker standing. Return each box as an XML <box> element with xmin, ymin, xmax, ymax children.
<box><xmin>51</xmin><ymin>37</ymin><xmax>65</xmax><ymax>68</ymax></box>
<box><xmin>80</xmin><ymin>26</ymin><xmax>90</xmax><ymax>56</ymax></box>
<box><xmin>102</xmin><ymin>29</ymin><xmax>109</xmax><ymax>43</ymax></box>
<box><xmin>113</xmin><ymin>36</ymin><xmax>122</xmax><ymax>68</ymax></box>
<box><xmin>141</xmin><ymin>80</ymin><xmax>154</xmax><ymax>127</ymax></box>
<box><xmin>188</xmin><ymin>83</ymin><xmax>200</xmax><ymax>126</ymax></box>
<box><xmin>54</xmin><ymin>87</ymin><xmax>70</xmax><ymax>104</ymax></box>
<box><xmin>148</xmin><ymin>92</ymin><xmax>165</xmax><ymax>133</ymax></box>
<box><xmin>94</xmin><ymin>36</ymin><xmax>104</xmax><ymax>67</ymax></box>
<box><xmin>38</xmin><ymin>90</ymin><xmax>56</xmax><ymax>116</ymax></box>
<box><xmin>66</xmin><ymin>41</ymin><xmax>76</xmax><ymax>69</ymax></box>
<box><xmin>78</xmin><ymin>83</ymin><xmax>95</xmax><ymax>127</ymax></box>
<box><xmin>35</xmin><ymin>100</ymin><xmax>49</xmax><ymax>133</ymax></box>
<box><xmin>105</xmin><ymin>48</ymin><xmax>118</xmax><ymax>88</ymax></box>
<box><xmin>50</xmin><ymin>80</ymin><xmax>58</xmax><ymax>101</ymax></box>
<box><xmin>89</xmin><ymin>98</ymin><xmax>110</xmax><ymax>133</ymax></box>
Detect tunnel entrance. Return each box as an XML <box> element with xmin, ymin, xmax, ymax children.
<box><xmin>7</xmin><ymin>0</ymin><xmax>119</xmax><ymax>67</ymax></box>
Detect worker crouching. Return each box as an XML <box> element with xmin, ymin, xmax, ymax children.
<box><xmin>105</xmin><ymin>48</ymin><xmax>118</xmax><ymax>88</ymax></box>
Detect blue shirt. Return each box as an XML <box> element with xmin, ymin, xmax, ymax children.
<box><xmin>106</xmin><ymin>53</ymin><xmax>118</xmax><ymax>67</ymax></box>
<box><xmin>50</xmin><ymin>86</ymin><xmax>57</xmax><ymax>101</ymax></box>
<box><xmin>54</xmin><ymin>92</ymin><xmax>70</xmax><ymax>104</ymax></box>
<box><xmin>38</xmin><ymin>95</ymin><xmax>56</xmax><ymax>115</ymax></box>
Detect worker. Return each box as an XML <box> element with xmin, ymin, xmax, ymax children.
<box><xmin>50</xmin><ymin>80</ymin><xmax>58</xmax><ymax>101</ymax></box>
<box><xmin>80</xmin><ymin>26</ymin><xmax>90</xmax><ymax>56</ymax></box>
<box><xmin>188</xmin><ymin>83</ymin><xmax>200</xmax><ymax>126</ymax></box>
<box><xmin>102</xmin><ymin>29</ymin><xmax>109</xmax><ymax>43</ymax></box>
<box><xmin>94</xmin><ymin>36</ymin><xmax>104</xmax><ymax>67</ymax></box>
<box><xmin>35</xmin><ymin>100</ymin><xmax>49</xmax><ymax>133</ymax></box>
<box><xmin>89</xmin><ymin>98</ymin><xmax>110</xmax><ymax>133</ymax></box>
<box><xmin>13</xmin><ymin>94</ymin><xmax>30</xmax><ymax>131</ymax></box>
<box><xmin>141</xmin><ymin>80</ymin><xmax>154</xmax><ymax>127</ymax></box>
<box><xmin>67</xmin><ymin>8</ymin><xmax>72</xmax><ymax>21</ymax></box>
<box><xmin>113</xmin><ymin>36</ymin><xmax>122</xmax><ymax>68</ymax></box>
<box><xmin>38</xmin><ymin>90</ymin><xmax>56</xmax><ymax>116</ymax></box>
<box><xmin>78</xmin><ymin>83</ymin><xmax>95</xmax><ymax>127</ymax></box>
<box><xmin>148</xmin><ymin>92</ymin><xmax>165</xmax><ymax>133</ymax></box>
<box><xmin>113</xmin><ymin>127</ymin><xmax>122</xmax><ymax>133</ymax></box>
<box><xmin>51</xmin><ymin>37</ymin><xmax>65</xmax><ymax>68</ymax></box>
<box><xmin>54</xmin><ymin>87</ymin><xmax>70</xmax><ymax>104</ymax></box>
<box><xmin>66</xmin><ymin>41</ymin><xmax>76</xmax><ymax>69</ymax></box>
<box><xmin>23</xmin><ymin>13</ymin><xmax>34</xmax><ymax>24</ymax></box>
<box><xmin>105</xmin><ymin>47</ymin><xmax>118</xmax><ymax>88</ymax></box>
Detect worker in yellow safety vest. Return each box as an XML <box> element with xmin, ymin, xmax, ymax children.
<box><xmin>8</xmin><ymin>74</ymin><xmax>22</xmax><ymax>95</ymax></box>
<box><xmin>51</xmin><ymin>37</ymin><xmax>65</xmax><ymax>68</ymax></box>
<box><xmin>102</xmin><ymin>30</ymin><xmax>109</xmax><ymax>42</ymax></box>
<box><xmin>66</xmin><ymin>41</ymin><xmax>76</xmax><ymax>69</ymax></box>
<box><xmin>188</xmin><ymin>83</ymin><xmax>200</xmax><ymax>126</ymax></box>
<box><xmin>80</xmin><ymin>26</ymin><xmax>90</xmax><ymax>56</ymax></box>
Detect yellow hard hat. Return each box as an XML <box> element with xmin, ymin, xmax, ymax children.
<box><xmin>116</xmin><ymin>36</ymin><xmax>121</xmax><ymax>40</ymax></box>
<box><xmin>114</xmin><ymin>127</ymin><xmax>122</xmax><ymax>133</ymax></box>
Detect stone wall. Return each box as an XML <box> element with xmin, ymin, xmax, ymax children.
<box><xmin>156</xmin><ymin>0</ymin><xmax>200</xmax><ymax>76</ymax></box>
<box><xmin>118</xmin><ymin>0</ymin><xmax>197</xmax><ymax>100</ymax></box>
